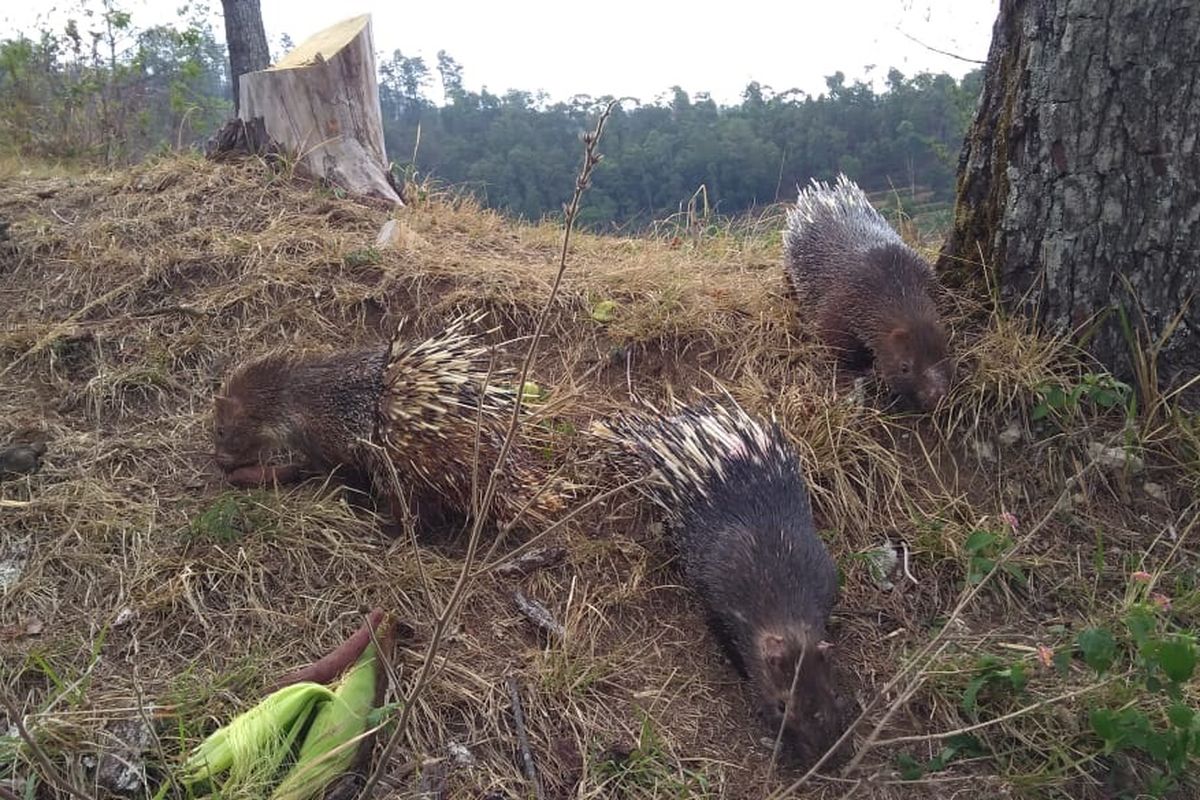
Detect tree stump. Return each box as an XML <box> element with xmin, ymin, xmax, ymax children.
<box><xmin>235</xmin><ymin>14</ymin><xmax>402</xmax><ymax>206</ymax></box>
<box><xmin>937</xmin><ymin>0</ymin><xmax>1199</xmax><ymax>395</ymax></box>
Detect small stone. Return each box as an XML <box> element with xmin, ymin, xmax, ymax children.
<box><xmin>1087</xmin><ymin>442</ymin><xmax>1145</xmax><ymax>474</ymax></box>
<box><xmin>114</xmin><ymin>608</ymin><xmax>138</xmax><ymax>628</ymax></box>
<box><xmin>1142</xmin><ymin>482</ymin><xmax>1167</xmax><ymax>502</ymax></box>
<box><xmin>866</xmin><ymin>540</ymin><xmax>900</xmax><ymax>591</ymax></box>
<box><xmin>374</xmin><ymin>219</ymin><xmax>400</xmax><ymax>248</ymax></box>
<box><xmin>0</xmin><ymin>540</ymin><xmax>29</xmax><ymax>591</ymax></box>
<box><xmin>0</xmin><ymin>618</ymin><xmax>44</xmax><ymax>640</ymax></box>
<box><xmin>998</xmin><ymin>421</ymin><xmax>1023</xmax><ymax>447</ymax></box>
<box><xmin>848</xmin><ymin>376</ymin><xmax>868</xmax><ymax>407</ymax></box>
<box><xmin>94</xmin><ymin>717</ymin><xmax>156</xmax><ymax>795</ymax></box>
<box><xmin>374</xmin><ymin>218</ymin><xmax>426</xmax><ymax>251</ymax></box>
<box><xmin>972</xmin><ymin>438</ymin><xmax>996</xmax><ymax>462</ymax></box>
<box><xmin>447</xmin><ymin>740</ymin><xmax>476</xmax><ymax>767</ymax></box>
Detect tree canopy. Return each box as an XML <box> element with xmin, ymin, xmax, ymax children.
<box><xmin>379</xmin><ymin>51</ymin><xmax>982</xmax><ymax>228</ymax></box>
<box><xmin>0</xmin><ymin>3</ymin><xmax>982</xmax><ymax>229</ymax></box>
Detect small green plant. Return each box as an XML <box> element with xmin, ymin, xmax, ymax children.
<box><xmin>896</xmin><ymin>733</ymin><xmax>985</xmax><ymax>781</ymax></box>
<box><xmin>187</xmin><ymin>493</ymin><xmax>270</xmax><ymax>542</ymax></box>
<box><xmin>537</xmin><ymin>417</ymin><xmax>576</xmax><ymax>461</ymax></box>
<box><xmin>520</xmin><ymin>381</ymin><xmax>546</xmax><ymax>403</ymax></box>
<box><xmin>19</xmin><ymin>624</ymin><xmax>109</xmax><ymax>711</ymax></box>
<box><xmin>962</xmin><ymin>525</ymin><xmax>1027</xmax><ymax>588</ymax></box>
<box><xmin>389</xmin><ymin>160</ymin><xmax>425</xmax><ymax>202</ymax></box>
<box><xmin>0</xmin><ymin>727</ymin><xmax>38</xmax><ymax>799</ymax></box>
<box><xmin>342</xmin><ymin>247</ymin><xmax>381</xmax><ymax>268</ymax></box>
<box><xmin>961</xmin><ymin>654</ymin><xmax>1028</xmax><ymax>717</ymax></box>
<box><xmin>905</xmin><ymin>510</ymin><xmax>957</xmax><ymax>561</ymax></box>
<box><xmin>1076</xmin><ymin>627</ymin><xmax>1118</xmax><ymax>674</ymax></box>
<box><xmin>594</xmin><ymin>712</ymin><xmax>711</xmax><ymax>798</ymax></box>
<box><xmin>1078</xmin><ymin>601</ymin><xmax>1200</xmax><ymax>797</ymax></box>
<box><xmin>536</xmin><ymin>645</ymin><xmax>610</xmax><ymax>700</ymax></box>
<box><xmin>0</xmin><ymin>729</ymin><xmax>21</xmax><ymax>782</ymax></box>
<box><xmin>1032</xmin><ymin>372</ymin><xmax>1133</xmax><ymax>423</ymax></box>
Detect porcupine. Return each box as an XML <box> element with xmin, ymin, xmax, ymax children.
<box><xmin>212</xmin><ymin>312</ymin><xmax>562</xmax><ymax>533</ymax></box>
<box><xmin>783</xmin><ymin>173</ymin><xmax>953</xmax><ymax>410</ymax></box>
<box><xmin>592</xmin><ymin>397</ymin><xmax>856</xmax><ymax>768</ymax></box>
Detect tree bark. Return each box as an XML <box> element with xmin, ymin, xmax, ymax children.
<box><xmin>236</xmin><ymin>14</ymin><xmax>402</xmax><ymax>206</ymax></box>
<box><xmin>938</xmin><ymin>0</ymin><xmax>1200</xmax><ymax>395</ymax></box>
<box><xmin>219</xmin><ymin>0</ymin><xmax>270</xmax><ymax>116</ymax></box>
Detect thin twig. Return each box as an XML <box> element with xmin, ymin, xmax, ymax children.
<box><xmin>470</xmin><ymin>100</ymin><xmax>618</xmax><ymax>533</ymax></box>
<box><xmin>494</xmin><ymin>546</ymin><xmax>568</xmax><ymax>579</ymax></box>
<box><xmin>356</xmin><ymin>100</ymin><xmax>618</xmax><ymax>800</ymax></box>
<box><xmin>896</xmin><ymin>28</ymin><xmax>987</xmax><ymax>64</ymax></box>
<box><xmin>870</xmin><ymin>675</ymin><xmax>1123</xmax><ymax>749</ymax></box>
<box><xmin>128</xmin><ymin>304</ymin><xmax>210</xmax><ymax>319</ymax></box>
<box><xmin>513</xmin><ymin>590</ymin><xmax>565</xmax><ymax>640</ymax></box>
<box><xmin>467</xmin><ymin>338</ymin><xmax>502</xmax><ymax>524</ymax></box>
<box><xmin>768</xmin><ymin>640</ymin><xmax>807</xmax><ymax>776</ymax></box>
<box><xmin>478</xmin><ymin>475</ymin><xmax>646</xmax><ymax>577</ymax></box>
<box><xmin>131</xmin><ymin>670</ymin><xmax>174</xmax><ymax>800</ymax></box>
<box><xmin>478</xmin><ymin>458</ymin><xmax>571</xmax><ymax>566</ymax></box>
<box><xmin>901</xmin><ymin>540</ymin><xmax>918</xmax><ymax>584</ymax></box>
<box><xmin>384</xmin><ymin>448</ymin><xmax>433</xmax><ymax>604</ymax></box>
<box><xmin>507</xmin><ymin>676</ymin><xmax>545</xmax><ymax>800</ymax></box>
<box><xmin>368</xmin><ymin>611</ymin><xmax>406</xmax><ymax>713</ymax></box>
<box><xmin>0</xmin><ymin>692</ymin><xmax>92</xmax><ymax>800</ymax></box>
<box><xmin>835</xmin><ymin>778</ymin><xmax>864</xmax><ymax>800</ymax></box>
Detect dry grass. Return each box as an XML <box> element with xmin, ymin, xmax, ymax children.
<box><xmin>1</xmin><ymin>152</ymin><xmax>1198</xmax><ymax>800</ymax></box>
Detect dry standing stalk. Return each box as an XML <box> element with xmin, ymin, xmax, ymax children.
<box><xmin>356</xmin><ymin>100</ymin><xmax>618</xmax><ymax>799</ymax></box>
<box><xmin>0</xmin><ymin>692</ymin><xmax>92</xmax><ymax>800</ymax></box>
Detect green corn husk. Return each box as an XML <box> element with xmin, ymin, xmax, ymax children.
<box><xmin>268</xmin><ymin>638</ymin><xmax>381</xmax><ymax>800</ymax></box>
<box><xmin>157</xmin><ymin>680</ymin><xmax>334</xmax><ymax>799</ymax></box>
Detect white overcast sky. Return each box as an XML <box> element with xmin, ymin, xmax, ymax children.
<box><xmin>6</xmin><ymin>0</ymin><xmax>998</xmax><ymax>105</ymax></box>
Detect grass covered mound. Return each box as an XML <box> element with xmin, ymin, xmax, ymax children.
<box><xmin>1</xmin><ymin>153</ymin><xmax>1197</xmax><ymax>799</ymax></box>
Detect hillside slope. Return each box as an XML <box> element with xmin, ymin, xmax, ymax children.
<box><xmin>1</xmin><ymin>156</ymin><xmax>1196</xmax><ymax>799</ymax></box>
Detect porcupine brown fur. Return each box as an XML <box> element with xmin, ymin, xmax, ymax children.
<box><xmin>783</xmin><ymin>173</ymin><xmax>953</xmax><ymax>410</ymax></box>
<box><xmin>593</xmin><ymin>396</ymin><xmax>857</xmax><ymax>769</ymax></box>
<box><xmin>212</xmin><ymin>312</ymin><xmax>562</xmax><ymax>533</ymax></box>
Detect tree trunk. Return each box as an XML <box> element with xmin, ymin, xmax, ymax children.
<box><xmin>235</xmin><ymin>14</ymin><xmax>402</xmax><ymax>206</ymax></box>
<box><xmin>219</xmin><ymin>0</ymin><xmax>270</xmax><ymax>116</ymax></box>
<box><xmin>937</xmin><ymin>0</ymin><xmax>1200</xmax><ymax>396</ymax></box>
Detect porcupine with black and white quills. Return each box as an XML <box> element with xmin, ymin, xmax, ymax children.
<box><xmin>783</xmin><ymin>173</ymin><xmax>953</xmax><ymax>411</ymax></box>
<box><xmin>593</xmin><ymin>398</ymin><xmax>856</xmax><ymax>768</ymax></box>
<box><xmin>212</xmin><ymin>311</ymin><xmax>563</xmax><ymax>533</ymax></box>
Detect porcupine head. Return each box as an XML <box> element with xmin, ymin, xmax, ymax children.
<box><xmin>870</xmin><ymin>294</ymin><xmax>952</xmax><ymax>412</ymax></box>
<box><xmin>212</xmin><ymin>353</ymin><xmax>294</xmax><ymax>472</ymax></box>
<box><xmin>748</xmin><ymin>618</ymin><xmax>857</xmax><ymax>768</ymax></box>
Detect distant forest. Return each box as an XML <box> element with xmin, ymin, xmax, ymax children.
<box><xmin>0</xmin><ymin>4</ymin><xmax>983</xmax><ymax>228</ymax></box>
